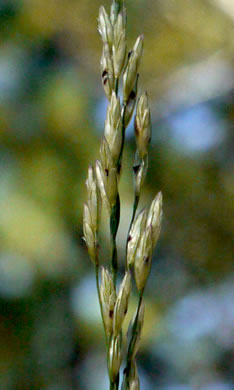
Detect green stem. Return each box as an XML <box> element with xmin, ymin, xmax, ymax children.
<box><xmin>129</xmin><ymin>195</ymin><xmax>140</xmax><ymax>234</ymax></box>
<box><xmin>117</xmin><ymin>103</ymin><xmax>127</xmax><ymax>174</ymax></box>
<box><xmin>124</xmin><ymin>288</ymin><xmax>144</xmax><ymax>384</ymax></box>
<box><xmin>110</xmin><ymin>380</ymin><xmax>118</xmax><ymax>390</ymax></box>
<box><xmin>114</xmin><ymin>77</ymin><xmax>119</xmax><ymax>96</ymax></box>
<box><xmin>110</xmin><ymin>372</ymin><xmax>119</xmax><ymax>390</ymax></box>
<box><xmin>110</xmin><ymin>194</ymin><xmax>120</xmax><ymax>289</ymax></box>
<box><xmin>110</xmin><ymin>104</ymin><xmax>127</xmax><ymax>288</ymax></box>
<box><xmin>111</xmin><ymin>233</ymin><xmax>118</xmax><ymax>288</ymax></box>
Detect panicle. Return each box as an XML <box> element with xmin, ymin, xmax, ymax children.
<box><xmin>84</xmin><ymin>2</ymin><xmax>163</xmax><ymax>388</ymax></box>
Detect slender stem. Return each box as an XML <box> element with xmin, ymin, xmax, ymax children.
<box><xmin>110</xmin><ymin>381</ymin><xmax>117</xmax><ymax>390</ymax></box>
<box><xmin>108</xmin><ymin>91</ymin><xmax>127</xmax><ymax>390</ymax></box>
<box><xmin>114</xmin><ymin>77</ymin><xmax>119</xmax><ymax>96</ymax></box>
<box><xmin>110</xmin><ymin>102</ymin><xmax>127</xmax><ymax>287</ymax></box>
<box><xmin>111</xmin><ymin>233</ymin><xmax>118</xmax><ymax>288</ymax></box>
<box><xmin>117</xmin><ymin>103</ymin><xmax>127</xmax><ymax>174</ymax></box>
<box><xmin>110</xmin><ymin>372</ymin><xmax>119</xmax><ymax>390</ymax></box>
<box><xmin>110</xmin><ymin>193</ymin><xmax>120</xmax><ymax>289</ymax></box>
<box><xmin>129</xmin><ymin>195</ymin><xmax>140</xmax><ymax>234</ymax></box>
<box><xmin>124</xmin><ymin>288</ymin><xmax>145</xmax><ymax>384</ymax></box>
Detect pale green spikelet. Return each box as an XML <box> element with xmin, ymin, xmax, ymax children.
<box><xmin>98</xmin><ymin>6</ymin><xmax>113</xmax><ymax>47</ymax></box>
<box><xmin>95</xmin><ymin>159</ymin><xmax>118</xmax><ymax>213</ymax></box>
<box><xmin>113</xmin><ymin>271</ymin><xmax>131</xmax><ymax>336</ymax></box>
<box><xmin>100</xmin><ymin>267</ymin><xmax>116</xmax><ymax>336</ymax></box>
<box><xmin>134</xmin><ymin>92</ymin><xmax>151</xmax><ymax>159</ymax></box>
<box><xmin>101</xmin><ymin>43</ymin><xmax>115</xmax><ymax>100</ymax></box>
<box><xmin>83</xmin><ymin>166</ymin><xmax>101</xmax><ymax>264</ymax></box>
<box><xmin>108</xmin><ymin>334</ymin><xmax>122</xmax><ymax>382</ymax></box>
<box><xmin>113</xmin><ymin>12</ymin><xmax>127</xmax><ymax>78</ymax></box>
<box><xmin>123</xmin><ymin>35</ymin><xmax>144</xmax><ymax>103</ymax></box>
<box><xmin>105</xmin><ymin>92</ymin><xmax>123</xmax><ymax>165</ymax></box>
<box><xmin>146</xmin><ymin>191</ymin><xmax>163</xmax><ymax>248</ymax></box>
<box><xmin>127</xmin><ymin>209</ymin><xmax>147</xmax><ymax>268</ymax></box>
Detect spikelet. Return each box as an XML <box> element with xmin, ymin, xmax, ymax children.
<box><xmin>134</xmin><ymin>92</ymin><xmax>151</xmax><ymax>159</ymax></box>
<box><xmin>134</xmin><ymin>192</ymin><xmax>163</xmax><ymax>291</ymax></box>
<box><xmin>113</xmin><ymin>271</ymin><xmax>131</xmax><ymax>336</ymax></box>
<box><xmin>83</xmin><ymin>166</ymin><xmax>101</xmax><ymax>264</ymax></box>
<box><xmin>105</xmin><ymin>92</ymin><xmax>122</xmax><ymax>165</ymax></box>
<box><xmin>100</xmin><ymin>267</ymin><xmax>116</xmax><ymax>336</ymax></box>
<box><xmin>108</xmin><ymin>334</ymin><xmax>122</xmax><ymax>382</ymax></box>
<box><xmin>123</xmin><ymin>35</ymin><xmax>144</xmax><ymax>103</ymax></box>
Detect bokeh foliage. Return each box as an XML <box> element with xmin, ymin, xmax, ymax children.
<box><xmin>0</xmin><ymin>0</ymin><xmax>233</xmax><ymax>389</ymax></box>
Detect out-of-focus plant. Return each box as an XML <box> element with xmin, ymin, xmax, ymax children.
<box><xmin>83</xmin><ymin>1</ymin><xmax>162</xmax><ymax>389</ymax></box>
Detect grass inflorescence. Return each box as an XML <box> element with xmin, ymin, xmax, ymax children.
<box><xmin>83</xmin><ymin>1</ymin><xmax>163</xmax><ymax>389</ymax></box>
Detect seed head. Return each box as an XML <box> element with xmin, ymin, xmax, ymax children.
<box><xmin>134</xmin><ymin>92</ymin><xmax>151</xmax><ymax>159</ymax></box>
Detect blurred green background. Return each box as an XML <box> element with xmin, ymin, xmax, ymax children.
<box><xmin>0</xmin><ymin>0</ymin><xmax>233</xmax><ymax>389</ymax></box>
